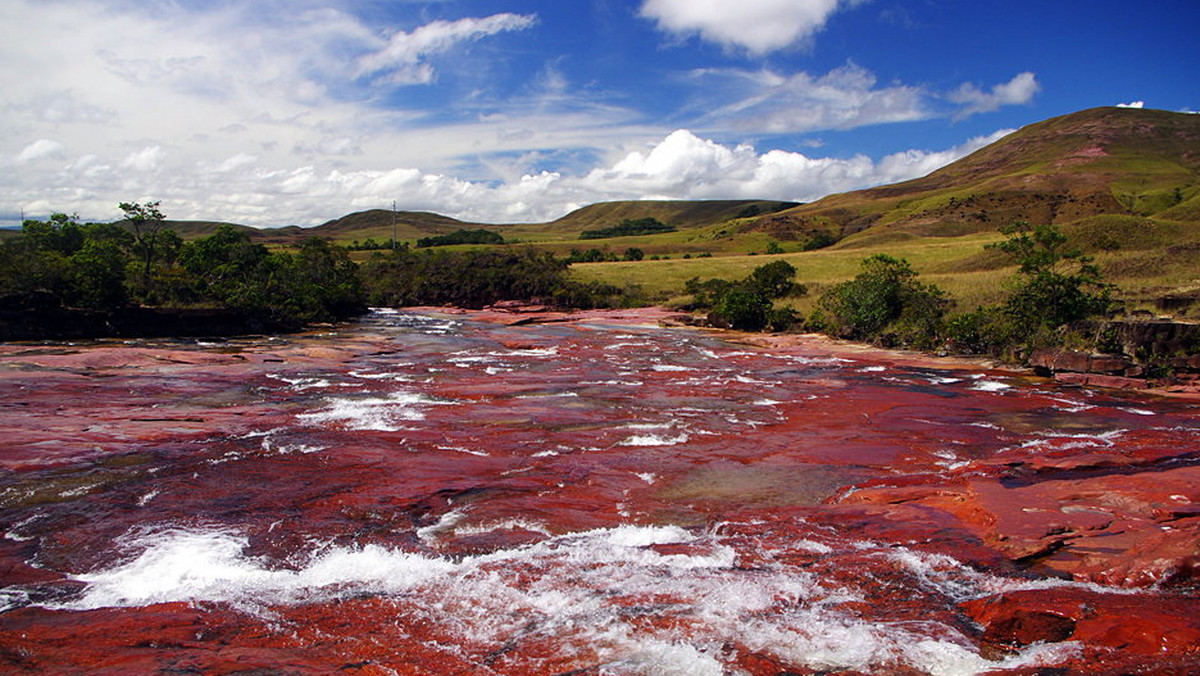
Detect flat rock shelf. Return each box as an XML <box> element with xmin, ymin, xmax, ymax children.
<box><xmin>0</xmin><ymin>308</ymin><xmax>1197</xmax><ymax>674</ymax></box>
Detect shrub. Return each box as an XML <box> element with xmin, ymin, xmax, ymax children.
<box><xmin>362</xmin><ymin>247</ymin><xmax>623</xmax><ymax>310</ymax></box>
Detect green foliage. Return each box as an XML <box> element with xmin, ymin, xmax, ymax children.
<box><xmin>347</xmin><ymin>237</ymin><xmax>394</xmax><ymax>251</ymax></box>
<box><xmin>118</xmin><ymin>200</ymin><xmax>167</xmax><ymax>297</ymax></box>
<box><xmin>176</xmin><ymin>226</ymin><xmax>363</xmax><ymax>322</ymax></box>
<box><xmin>944</xmin><ymin>222</ymin><xmax>1114</xmax><ymax>357</ymax></box>
<box><xmin>566</xmin><ymin>248</ymin><xmax>619</xmax><ymax>263</ymax></box>
<box><xmin>416</xmin><ymin>228</ymin><xmax>505</xmax><ymax>248</ymax></box>
<box><xmin>765</xmin><ymin>240</ymin><xmax>785</xmax><ymax>255</ymax></box>
<box><xmin>983</xmin><ymin>221</ymin><xmax>1111</xmax><ymax>349</ymax></box>
<box><xmin>69</xmin><ymin>239</ymin><xmax>129</xmax><ymax>309</ymax></box>
<box><xmin>623</xmin><ymin>247</ymin><xmax>645</xmax><ymax>261</ymax></box>
<box><xmin>361</xmin><ymin>247</ymin><xmax>619</xmax><ymax>310</ymax></box>
<box><xmin>1</xmin><ymin>213</ymin><xmax>136</xmax><ymax>310</ymax></box>
<box><xmin>2</xmin><ymin>209</ymin><xmax>365</xmax><ymax>327</ymax></box>
<box><xmin>713</xmin><ymin>287</ymin><xmax>774</xmax><ymax>331</ymax></box>
<box><xmin>802</xmin><ymin>231</ymin><xmax>838</xmax><ymax>251</ymax></box>
<box><xmin>579</xmin><ymin>217</ymin><xmax>676</xmax><ymax>240</ymax></box>
<box><xmin>813</xmin><ymin>254</ymin><xmax>949</xmax><ymax>349</ymax></box>
<box><xmin>687</xmin><ymin>260</ymin><xmax>802</xmax><ymax>332</ymax></box>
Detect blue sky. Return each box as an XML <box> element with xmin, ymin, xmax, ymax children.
<box><xmin>2</xmin><ymin>0</ymin><xmax>1197</xmax><ymax>226</ymax></box>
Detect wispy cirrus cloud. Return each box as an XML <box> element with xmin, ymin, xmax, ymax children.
<box><xmin>355</xmin><ymin>13</ymin><xmax>537</xmax><ymax>86</ymax></box>
<box><xmin>687</xmin><ymin>63</ymin><xmax>1037</xmax><ymax>133</ymax></box>
<box><xmin>691</xmin><ymin>63</ymin><xmax>929</xmax><ymax>133</ymax></box>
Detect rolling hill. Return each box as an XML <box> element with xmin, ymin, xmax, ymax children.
<box><xmin>151</xmin><ymin>200</ymin><xmax>797</xmax><ymax>247</ymax></box>
<box><xmin>747</xmin><ymin>107</ymin><xmax>1200</xmax><ymax>247</ymax></box>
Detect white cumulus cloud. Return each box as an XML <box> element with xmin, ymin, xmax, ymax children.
<box><xmin>569</xmin><ymin>128</ymin><xmax>1014</xmax><ymax>207</ymax></box>
<box><xmin>1116</xmin><ymin>100</ymin><xmax>1145</xmax><ymax>109</ymax></box>
<box><xmin>122</xmin><ymin>146</ymin><xmax>166</xmax><ymax>172</ymax></box>
<box><xmin>639</xmin><ymin>0</ymin><xmax>848</xmax><ymax>54</ymax></box>
<box><xmin>949</xmin><ymin>72</ymin><xmax>1040</xmax><ymax>118</ymax></box>
<box><xmin>15</xmin><ymin>139</ymin><xmax>66</xmax><ymax>164</ymax></box>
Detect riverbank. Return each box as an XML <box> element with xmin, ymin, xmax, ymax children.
<box><xmin>421</xmin><ymin>303</ymin><xmax>1200</xmax><ymax>399</ymax></box>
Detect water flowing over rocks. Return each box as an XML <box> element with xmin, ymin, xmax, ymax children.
<box><xmin>0</xmin><ymin>308</ymin><xmax>1197</xmax><ymax>674</ymax></box>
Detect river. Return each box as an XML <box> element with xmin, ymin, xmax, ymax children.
<box><xmin>1</xmin><ymin>309</ymin><xmax>1197</xmax><ymax>674</ymax></box>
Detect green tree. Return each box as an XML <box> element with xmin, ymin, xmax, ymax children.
<box><xmin>746</xmin><ymin>260</ymin><xmax>799</xmax><ymax>298</ymax></box>
<box><xmin>688</xmin><ymin>260</ymin><xmax>801</xmax><ymax>332</ymax></box>
<box><xmin>119</xmin><ymin>200</ymin><xmax>167</xmax><ymax>297</ymax></box>
<box><xmin>712</xmin><ymin>287</ymin><xmax>773</xmax><ymax>331</ymax></box>
<box><xmin>68</xmin><ymin>239</ymin><xmax>128</xmax><ymax>309</ymax></box>
<box><xmin>987</xmin><ymin>220</ymin><xmax>1111</xmax><ymax>345</ymax></box>
<box><xmin>814</xmin><ymin>254</ymin><xmax>948</xmax><ymax>349</ymax></box>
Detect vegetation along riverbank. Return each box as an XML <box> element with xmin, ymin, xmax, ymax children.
<box><xmin>1</xmin><ymin>107</ymin><xmax>1197</xmax><ymax>389</ymax></box>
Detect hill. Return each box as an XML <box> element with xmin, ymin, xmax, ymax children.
<box><xmin>748</xmin><ymin>107</ymin><xmax>1200</xmax><ymax>246</ymax></box>
<box><xmin>148</xmin><ymin>200</ymin><xmax>792</xmax><ymax>248</ymax></box>
<box><xmin>547</xmin><ymin>200</ymin><xmax>797</xmax><ymax>231</ymax></box>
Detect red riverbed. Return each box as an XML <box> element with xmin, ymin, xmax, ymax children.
<box><xmin>0</xmin><ymin>308</ymin><xmax>1197</xmax><ymax>675</ymax></box>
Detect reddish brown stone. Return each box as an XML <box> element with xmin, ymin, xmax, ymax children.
<box><xmin>962</xmin><ymin>589</ymin><xmax>1200</xmax><ymax>662</ymax></box>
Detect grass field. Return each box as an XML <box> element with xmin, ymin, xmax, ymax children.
<box><xmin>568</xmin><ymin>226</ymin><xmax>1200</xmax><ymax>318</ymax></box>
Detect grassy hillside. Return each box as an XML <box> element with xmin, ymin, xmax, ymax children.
<box><xmin>547</xmin><ymin>200</ymin><xmax>797</xmax><ymax>231</ymax></box>
<box><xmin>748</xmin><ymin>107</ymin><xmax>1200</xmax><ymax>248</ymax></box>
<box><xmin>629</xmin><ymin>107</ymin><xmax>1200</xmax><ymax>316</ymax></box>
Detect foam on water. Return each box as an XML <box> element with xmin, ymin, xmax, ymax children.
<box><xmin>970</xmin><ymin>379</ymin><xmax>1011</xmax><ymax>392</ymax></box>
<box><xmin>618</xmin><ymin>432</ymin><xmax>690</xmax><ymax>447</ymax></box>
<box><xmin>297</xmin><ymin>391</ymin><xmax>446</xmax><ymax>431</ymax></box>
<box><xmin>266</xmin><ymin>374</ymin><xmax>335</xmax><ymax>391</ymax></box>
<box><xmin>51</xmin><ymin>524</ymin><xmax>1082</xmax><ymax>674</ymax></box>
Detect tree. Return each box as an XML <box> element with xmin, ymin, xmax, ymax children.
<box><xmin>814</xmin><ymin>254</ymin><xmax>948</xmax><ymax>349</ymax></box>
<box><xmin>68</xmin><ymin>239</ymin><xmax>128</xmax><ymax>309</ymax></box>
<box><xmin>119</xmin><ymin>200</ymin><xmax>167</xmax><ymax>298</ymax></box>
<box><xmin>689</xmin><ymin>260</ymin><xmax>801</xmax><ymax>332</ymax></box>
<box><xmin>746</xmin><ymin>260</ymin><xmax>798</xmax><ymax>298</ymax></box>
<box><xmin>987</xmin><ymin>220</ymin><xmax>1111</xmax><ymax>344</ymax></box>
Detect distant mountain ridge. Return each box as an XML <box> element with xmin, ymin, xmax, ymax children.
<box><xmin>119</xmin><ymin>107</ymin><xmax>1198</xmax><ymax>251</ymax></box>
<box><xmin>156</xmin><ymin>200</ymin><xmax>800</xmax><ymax>245</ymax></box>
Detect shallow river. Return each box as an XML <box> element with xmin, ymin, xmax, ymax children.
<box><xmin>1</xmin><ymin>310</ymin><xmax>1197</xmax><ymax>674</ymax></box>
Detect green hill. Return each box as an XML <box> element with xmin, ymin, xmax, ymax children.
<box><xmin>749</xmin><ymin>107</ymin><xmax>1200</xmax><ymax>246</ymax></box>
<box><xmin>547</xmin><ymin>200</ymin><xmax>797</xmax><ymax>232</ymax></box>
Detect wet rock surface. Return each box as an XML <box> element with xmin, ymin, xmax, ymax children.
<box><xmin>0</xmin><ymin>309</ymin><xmax>1197</xmax><ymax>674</ymax></box>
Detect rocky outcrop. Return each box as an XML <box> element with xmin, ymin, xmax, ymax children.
<box><xmin>1030</xmin><ymin>319</ymin><xmax>1200</xmax><ymax>392</ymax></box>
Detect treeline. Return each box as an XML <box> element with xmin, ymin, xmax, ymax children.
<box><xmin>360</xmin><ymin>247</ymin><xmax>627</xmax><ymax>310</ymax></box>
<box><xmin>580</xmin><ymin>217</ymin><xmax>676</xmax><ymax>240</ymax></box>
<box><xmin>680</xmin><ymin>221</ymin><xmax>1113</xmax><ymax>359</ymax></box>
<box><xmin>805</xmin><ymin>221</ymin><xmax>1111</xmax><ymax>356</ymax></box>
<box><xmin>0</xmin><ymin>204</ymin><xmax>364</xmax><ymax>327</ymax></box>
<box><xmin>416</xmin><ymin>228</ymin><xmax>504</xmax><ymax>248</ymax></box>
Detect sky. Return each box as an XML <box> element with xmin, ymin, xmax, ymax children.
<box><xmin>2</xmin><ymin>0</ymin><xmax>1198</xmax><ymax>228</ymax></box>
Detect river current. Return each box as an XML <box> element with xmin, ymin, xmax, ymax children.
<box><xmin>1</xmin><ymin>309</ymin><xmax>1197</xmax><ymax>674</ymax></box>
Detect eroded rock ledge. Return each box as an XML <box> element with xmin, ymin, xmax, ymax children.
<box><xmin>1031</xmin><ymin>319</ymin><xmax>1200</xmax><ymax>393</ymax></box>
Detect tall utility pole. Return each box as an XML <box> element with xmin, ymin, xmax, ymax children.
<box><xmin>392</xmin><ymin>201</ymin><xmax>398</xmax><ymax>250</ymax></box>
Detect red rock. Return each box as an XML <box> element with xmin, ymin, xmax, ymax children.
<box><xmin>962</xmin><ymin>589</ymin><xmax>1200</xmax><ymax>663</ymax></box>
<box><xmin>1089</xmin><ymin>356</ymin><xmax>1132</xmax><ymax>374</ymax></box>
